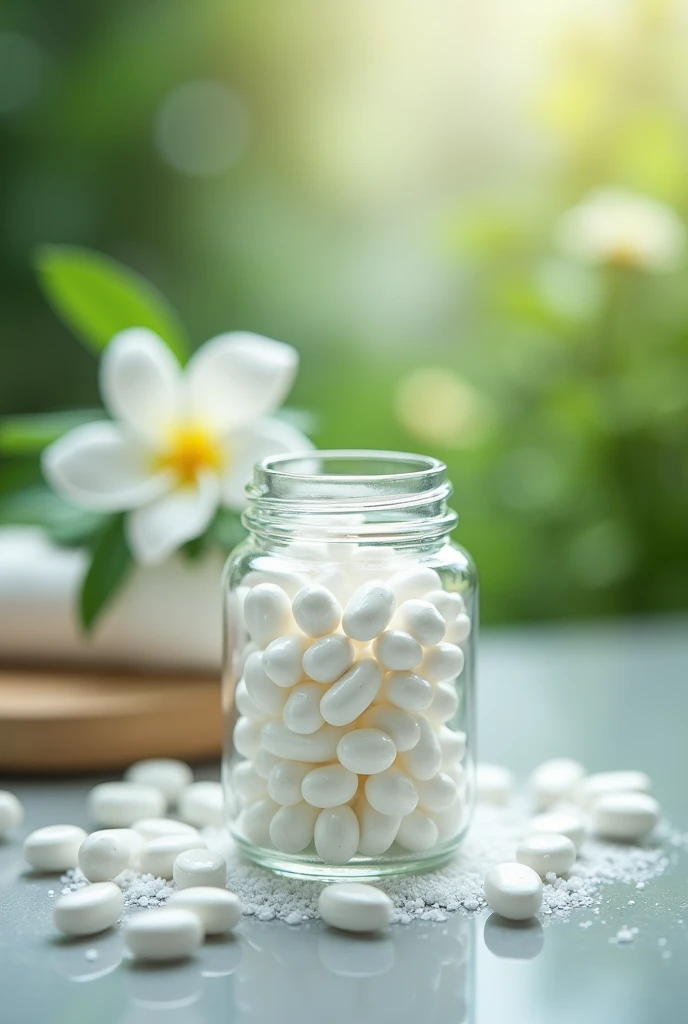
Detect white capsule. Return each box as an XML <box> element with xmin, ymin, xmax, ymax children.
<box><xmin>123</xmin><ymin>759</ymin><xmax>193</xmax><ymax>806</ymax></box>
<box><xmin>261</xmin><ymin>721</ymin><xmax>346</xmax><ymax>762</ymax></box>
<box><xmin>361</xmin><ymin>705</ymin><xmax>420</xmax><ymax>752</ymax></box>
<box><xmin>269</xmin><ymin>801</ymin><xmax>319</xmax><ymax>853</ymax></box>
<box><xmin>342</xmin><ymin>581</ymin><xmax>396</xmax><ymax>642</ymax></box>
<box><xmin>173</xmin><ymin>848</ymin><xmax>227</xmax><ymax>890</ymax></box>
<box><xmin>420</xmin><ymin>643</ymin><xmax>465</xmax><ymax>683</ymax></box>
<box><xmin>238</xmin><ymin>798</ymin><xmax>279</xmax><ymax>844</ymax></box>
<box><xmin>140</xmin><ymin>833</ymin><xmax>208</xmax><ymax>877</ymax></box>
<box><xmin>319</xmin><ymin>882</ymin><xmax>393</xmax><ymax>932</ymax></box>
<box><xmin>24</xmin><ymin>824</ymin><xmax>88</xmax><ymax>872</ymax></box>
<box><xmin>528</xmin><ymin>811</ymin><xmax>586</xmax><ymax>852</ymax></box>
<box><xmin>253</xmin><ymin>747</ymin><xmax>281</xmax><ymax>779</ymax></box>
<box><xmin>233</xmin><ymin>717</ymin><xmax>262</xmax><ymax>759</ymax></box>
<box><xmin>383</xmin><ymin>671</ymin><xmax>433</xmax><ymax>712</ymax></box>
<box><xmin>388</xmin><ymin>567</ymin><xmax>441</xmax><ymax>603</ymax></box>
<box><xmin>439</xmin><ymin>727</ymin><xmax>466</xmax><ymax>770</ymax></box>
<box><xmin>395</xmin><ymin>809</ymin><xmax>439</xmax><ymax>852</ymax></box>
<box><xmin>592</xmin><ymin>792</ymin><xmax>660</xmax><ymax>842</ymax></box>
<box><xmin>484</xmin><ymin>863</ymin><xmax>543</xmax><ymax>921</ymax></box>
<box><xmin>124</xmin><ymin>907</ymin><xmax>203</xmax><ymax>961</ymax></box>
<box><xmin>168</xmin><ymin>887</ymin><xmax>242</xmax><ymax>935</ymax></box>
<box><xmin>243</xmin><ymin>569</ymin><xmax>309</xmax><ymax>598</ymax></box>
<box><xmin>445</xmin><ymin>613</ymin><xmax>471</xmax><ymax>643</ymax></box>
<box><xmin>415</xmin><ymin>772</ymin><xmax>458</xmax><ymax>813</ymax></box>
<box><xmin>399</xmin><ymin>717</ymin><xmax>441</xmax><ymax>781</ymax></box>
<box><xmin>283</xmin><ymin>682</ymin><xmax>326</xmax><ymax>734</ymax></box>
<box><xmin>132</xmin><ymin>817</ymin><xmax>198</xmax><ymax>841</ymax></box>
<box><xmin>232</xmin><ymin>762</ymin><xmax>269</xmax><ymax>806</ymax></box>
<box><xmin>302</xmin><ymin>764</ymin><xmax>359</xmax><ymax>808</ymax></box>
<box><xmin>476</xmin><ymin>763</ymin><xmax>514</xmax><ymax>805</ymax></box>
<box><xmin>244</xmin><ymin>583</ymin><xmax>292</xmax><ymax>646</ymax></box>
<box><xmin>320</xmin><ymin>659</ymin><xmax>382</xmax><ymax>726</ymax></box>
<box><xmin>425</xmin><ymin>681</ymin><xmax>460</xmax><ymax>724</ymax></box>
<box><xmin>234</xmin><ymin>679</ymin><xmax>268</xmax><ymax>722</ymax></box>
<box><xmin>0</xmin><ymin>790</ymin><xmax>24</xmax><ymax>836</ymax></box>
<box><xmin>302</xmin><ymin>634</ymin><xmax>355</xmax><ymax>684</ymax></box>
<box><xmin>53</xmin><ymin>881</ymin><xmax>124</xmax><ymax>937</ymax></box>
<box><xmin>292</xmin><ymin>585</ymin><xmax>342</xmax><ymax>638</ymax></box>
<box><xmin>87</xmin><ymin>782</ymin><xmax>165</xmax><ymax>827</ymax></box>
<box><xmin>178</xmin><ymin>781</ymin><xmax>224</xmax><ymax>827</ymax></box>
<box><xmin>244</xmin><ymin>652</ymin><xmax>289</xmax><ymax>714</ymax></box>
<box><xmin>393</xmin><ymin>600</ymin><xmax>445</xmax><ymax>646</ymax></box>
<box><xmin>372</xmin><ymin>631</ymin><xmax>423</xmax><ymax>671</ymax></box>
<box><xmin>516</xmin><ymin>832</ymin><xmax>576</xmax><ymax>878</ymax></box>
<box><xmin>314</xmin><ymin>805</ymin><xmax>360</xmax><ymax>864</ymax></box>
<box><xmin>432</xmin><ymin>794</ymin><xmax>465</xmax><ymax>840</ymax></box>
<box><xmin>424</xmin><ymin>590</ymin><xmax>465</xmax><ymax>623</ymax></box>
<box><xmin>337</xmin><ymin>729</ymin><xmax>396</xmax><ymax>775</ymax></box>
<box><xmin>263</xmin><ymin>634</ymin><xmax>309</xmax><ymax>688</ymax></box>
<box><xmin>268</xmin><ymin>760</ymin><xmax>311</xmax><ymax>805</ymax></box>
<box><xmin>575</xmin><ymin>770</ymin><xmax>652</xmax><ymax>809</ymax></box>
<box><xmin>364</xmin><ymin>768</ymin><xmax>418</xmax><ymax>817</ymax></box>
<box><xmin>529</xmin><ymin>758</ymin><xmax>586</xmax><ymax>811</ymax></box>
<box><xmin>316</xmin><ymin>567</ymin><xmax>358</xmax><ymax>605</ymax></box>
<box><xmin>78</xmin><ymin>829</ymin><xmax>140</xmax><ymax>882</ymax></box>
<box><xmin>356</xmin><ymin>799</ymin><xmax>401</xmax><ymax>855</ymax></box>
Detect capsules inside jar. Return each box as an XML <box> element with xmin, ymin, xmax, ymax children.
<box><xmin>229</xmin><ymin>551</ymin><xmax>470</xmax><ymax>867</ymax></box>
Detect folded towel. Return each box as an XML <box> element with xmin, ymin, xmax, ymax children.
<box><xmin>0</xmin><ymin>527</ymin><xmax>223</xmax><ymax>673</ymax></box>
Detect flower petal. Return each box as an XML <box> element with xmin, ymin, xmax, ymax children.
<box><xmin>126</xmin><ymin>471</ymin><xmax>220</xmax><ymax>566</ymax></box>
<box><xmin>100</xmin><ymin>328</ymin><xmax>183</xmax><ymax>446</ymax></box>
<box><xmin>220</xmin><ymin>417</ymin><xmax>314</xmax><ymax>509</ymax></box>
<box><xmin>42</xmin><ymin>422</ymin><xmax>172</xmax><ymax>511</ymax></box>
<box><xmin>186</xmin><ymin>332</ymin><xmax>299</xmax><ymax>434</ymax></box>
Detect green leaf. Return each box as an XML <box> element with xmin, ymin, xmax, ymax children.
<box><xmin>210</xmin><ymin>508</ymin><xmax>247</xmax><ymax>551</ymax></box>
<box><xmin>0</xmin><ymin>409</ymin><xmax>106</xmax><ymax>455</ymax></box>
<box><xmin>79</xmin><ymin>514</ymin><xmax>133</xmax><ymax>632</ymax></box>
<box><xmin>35</xmin><ymin>244</ymin><xmax>189</xmax><ymax>361</ymax></box>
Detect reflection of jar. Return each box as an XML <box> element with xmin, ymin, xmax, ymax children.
<box><xmin>222</xmin><ymin>451</ymin><xmax>477</xmax><ymax>878</ymax></box>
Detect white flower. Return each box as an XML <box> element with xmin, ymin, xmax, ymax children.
<box><xmin>43</xmin><ymin>329</ymin><xmax>312</xmax><ymax>565</ymax></box>
<box><xmin>556</xmin><ymin>187</ymin><xmax>685</xmax><ymax>272</ymax></box>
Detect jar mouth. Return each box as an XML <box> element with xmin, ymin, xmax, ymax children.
<box><xmin>251</xmin><ymin>450</ymin><xmax>446</xmax><ymax>499</ymax></box>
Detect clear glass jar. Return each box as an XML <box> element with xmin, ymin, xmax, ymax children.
<box><xmin>222</xmin><ymin>451</ymin><xmax>477</xmax><ymax>879</ymax></box>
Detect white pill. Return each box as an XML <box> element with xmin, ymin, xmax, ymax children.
<box><xmin>0</xmin><ymin>790</ymin><xmax>24</xmax><ymax>835</ymax></box>
<box><xmin>243</xmin><ymin>653</ymin><xmax>289</xmax><ymax>716</ymax></box>
<box><xmin>320</xmin><ymin>659</ymin><xmax>382</xmax><ymax>726</ymax></box>
<box><xmin>439</xmin><ymin>726</ymin><xmax>466</xmax><ymax>770</ymax></box>
<box><xmin>528</xmin><ymin>811</ymin><xmax>587</xmax><ymax>852</ymax></box>
<box><xmin>476</xmin><ymin>763</ymin><xmax>515</xmax><ymax>804</ymax></box>
<box><xmin>365</xmin><ymin>768</ymin><xmax>418</xmax><ymax>817</ymax></box>
<box><xmin>384</xmin><ymin>671</ymin><xmax>433</xmax><ymax>712</ymax></box>
<box><xmin>424</xmin><ymin>590</ymin><xmax>465</xmax><ymax>623</ymax></box>
<box><xmin>484</xmin><ymin>863</ymin><xmax>543</xmax><ymax>921</ymax></box>
<box><xmin>238</xmin><ymin>798</ymin><xmax>279</xmax><ymax>844</ymax></box>
<box><xmin>269</xmin><ymin>801</ymin><xmax>319</xmax><ymax>853</ymax></box>
<box><xmin>425</xmin><ymin>681</ymin><xmax>460</xmax><ymax>724</ymax></box>
<box><xmin>432</xmin><ymin>794</ymin><xmax>465</xmax><ymax>840</ymax></box>
<box><xmin>140</xmin><ymin>834</ymin><xmax>208</xmax><ymax>878</ymax></box>
<box><xmin>133</xmin><ymin>818</ymin><xmax>199</xmax><ymax>841</ymax></box>
<box><xmin>342</xmin><ymin>582</ymin><xmax>396</xmax><ymax>642</ymax></box>
<box><xmin>592</xmin><ymin>792</ymin><xmax>660</xmax><ymax>842</ymax></box>
<box><xmin>283</xmin><ymin>683</ymin><xmax>326</xmax><ymax>734</ymax></box>
<box><xmin>124</xmin><ymin>907</ymin><xmax>203</xmax><ymax>962</ymax></box>
<box><xmin>319</xmin><ymin>882</ymin><xmax>393</xmax><ymax>932</ymax></box>
<box><xmin>178</xmin><ymin>781</ymin><xmax>224</xmax><ymax>827</ymax></box>
<box><xmin>516</xmin><ymin>833</ymin><xmax>576</xmax><ymax>878</ymax></box>
<box><xmin>253</xmin><ymin>747</ymin><xmax>281</xmax><ymax>779</ymax></box>
<box><xmin>244</xmin><ymin>569</ymin><xmax>308</xmax><ymax>597</ymax></box>
<box><xmin>302</xmin><ymin>764</ymin><xmax>359</xmax><ymax>808</ymax></box>
<box><xmin>53</xmin><ymin>881</ymin><xmax>124</xmax><ymax>936</ymax></box>
<box><xmin>124</xmin><ymin>759</ymin><xmax>193</xmax><ymax>805</ymax></box>
<box><xmin>234</xmin><ymin>679</ymin><xmax>268</xmax><ymax>721</ymax></box>
<box><xmin>24</xmin><ymin>825</ymin><xmax>87</xmax><ymax>871</ymax></box>
<box><xmin>292</xmin><ymin>585</ymin><xmax>342</xmax><ymax>638</ymax></box>
<box><xmin>233</xmin><ymin>717</ymin><xmax>262</xmax><ymax>759</ymax></box>
<box><xmin>361</xmin><ymin>705</ymin><xmax>420</xmax><ymax>752</ymax></box>
<box><xmin>314</xmin><ymin>805</ymin><xmax>360</xmax><ymax>864</ymax></box>
<box><xmin>445</xmin><ymin>613</ymin><xmax>471</xmax><ymax>643</ymax></box>
<box><xmin>78</xmin><ymin>829</ymin><xmax>139</xmax><ymax>882</ymax></box>
<box><xmin>372</xmin><ymin>631</ymin><xmax>423</xmax><ymax>671</ymax></box>
<box><xmin>337</xmin><ymin>729</ymin><xmax>396</xmax><ymax>775</ymax></box>
<box><xmin>395</xmin><ymin>809</ymin><xmax>439</xmax><ymax>852</ymax></box>
<box><xmin>268</xmin><ymin>760</ymin><xmax>311</xmax><ymax>805</ymax></box>
<box><xmin>302</xmin><ymin>634</ymin><xmax>355</xmax><ymax>684</ymax></box>
<box><xmin>356</xmin><ymin>799</ymin><xmax>401</xmax><ymax>855</ymax></box>
<box><xmin>388</xmin><ymin>567</ymin><xmax>441</xmax><ymax>603</ymax></box>
<box><xmin>393</xmin><ymin>600</ymin><xmax>445</xmax><ymax>646</ymax></box>
<box><xmin>416</xmin><ymin>772</ymin><xmax>457</xmax><ymax>813</ymax></box>
<box><xmin>88</xmin><ymin>782</ymin><xmax>165</xmax><ymax>827</ymax></box>
<box><xmin>399</xmin><ymin>717</ymin><xmax>441</xmax><ymax>781</ymax></box>
<box><xmin>168</xmin><ymin>887</ymin><xmax>243</xmax><ymax>935</ymax></box>
<box><xmin>231</xmin><ymin>762</ymin><xmax>269</xmax><ymax>805</ymax></box>
<box><xmin>263</xmin><ymin>635</ymin><xmax>309</xmax><ymax>688</ymax></box>
<box><xmin>244</xmin><ymin>583</ymin><xmax>292</xmax><ymax>645</ymax></box>
<box><xmin>173</xmin><ymin>848</ymin><xmax>227</xmax><ymax>890</ymax></box>
<box><xmin>529</xmin><ymin>758</ymin><xmax>586</xmax><ymax>810</ymax></box>
<box><xmin>420</xmin><ymin>643</ymin><xmax>465</xmax><ymax>683</ymax></box>
<box><xmin>261</xmin><ymin>721</ymin><xmax>346</xmax><ymax>762</ymax></box>
<box><xmin>575</xmin><ymin>770</ymin><xmax>652</xmax><ymax>809</ymax></box>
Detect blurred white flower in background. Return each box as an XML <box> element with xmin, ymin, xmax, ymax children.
<box><xmin>556</xmin><ymin>187</ymin><xmax>685</xmax><ymax>272</ymax></box>
<box><xmin>43</xmin><ymin>330</ymin><xmax>312</xmax><ymax>565</ymax></box>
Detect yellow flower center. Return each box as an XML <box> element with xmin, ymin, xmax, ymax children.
<box><xmin>606</xmin><ymin>242</ymin><xmax>643</xmax><ymax>269</ymax></box>
<box><xmin>156</xmin><ymin>423</ymin><xmax>224</xmax><ymax>486</ymax></box>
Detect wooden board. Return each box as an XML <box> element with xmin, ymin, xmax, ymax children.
<box><xmin>0</xmin><ymin>666</ymin><xmax>223</xmax><ymax>773</ymax></box>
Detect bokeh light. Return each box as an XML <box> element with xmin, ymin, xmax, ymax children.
<box><xmin>154</xmin><ymin>80</ymin><xmax>249</xmax><ymax>178</ymax></box>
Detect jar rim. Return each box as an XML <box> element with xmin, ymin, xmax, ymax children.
<box><xmin>250</xmin><ymin>449</ymin><xmax>446</xmax><ymax>497</ymax></box>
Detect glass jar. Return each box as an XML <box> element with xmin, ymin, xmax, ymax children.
<box><xmin>222</xmin><ymin>450</ymin><xmax>477</xmax><ymax>879</ymax></box>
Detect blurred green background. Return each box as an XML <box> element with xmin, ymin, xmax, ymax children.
<box><xmin>2</xmin><ymin>0</ymin><xmax>688</xmax><ymax>624</ymax></box>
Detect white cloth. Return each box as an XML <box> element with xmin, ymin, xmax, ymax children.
<box><xmin>0</xmin><ymin>527</ymin><xmax>223</xmax><ymax>672</ymax></box>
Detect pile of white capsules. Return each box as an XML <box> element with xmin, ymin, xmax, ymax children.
<box><xmin>232</xmin><ymin>563</ymin><xmax>471</xmax><ymax>863</ymax></box>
